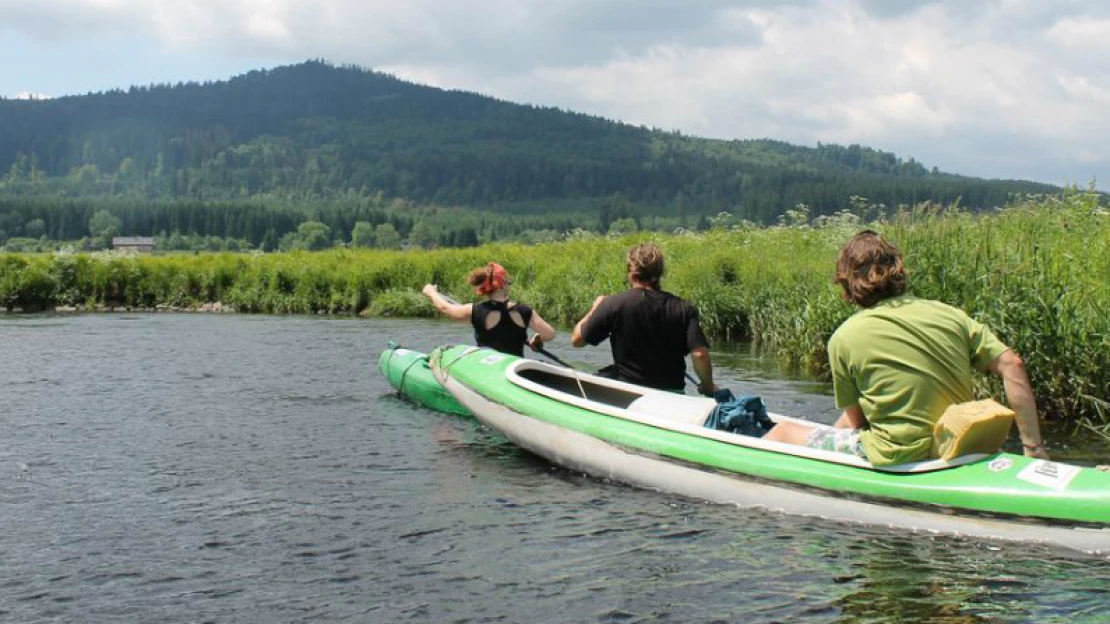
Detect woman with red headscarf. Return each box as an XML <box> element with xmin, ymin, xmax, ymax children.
<box><xmin>423</xmin><ymin>262</ymin><xmax>556</xmax><ymax>357</ymax></box>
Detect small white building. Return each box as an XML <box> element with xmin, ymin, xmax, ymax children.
<box><xmin>112</xmin><ymin>237</ymin><xmax>155</xmax><ymax>253</ymax></box>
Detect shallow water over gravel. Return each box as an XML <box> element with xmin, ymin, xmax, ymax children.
<box><xmin>2</xmin><ymin>314</ymin><xmax>1107</xmax><ymax>623</ymax></box>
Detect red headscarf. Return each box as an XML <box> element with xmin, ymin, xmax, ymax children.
<box><xmin>475</xmin><ymin>262</ymin><xmax>510</xmax><ymax>295</ymax></box>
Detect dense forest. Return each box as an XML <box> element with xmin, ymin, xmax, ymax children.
<box><xmin>0</xmin><ymin>60</ymin><xmax>1064</xmax><ymax>248</ymax></box>
<box><xmin>0</xmin><ymin>195</ymin><xmax>595</xmax><ymax>251</ymax></box>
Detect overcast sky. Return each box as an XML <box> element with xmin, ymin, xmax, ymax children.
<box><xmin>2</xmin><ymin>0</ymin><xmax>1107</xmax><ymax>187</ymax></box>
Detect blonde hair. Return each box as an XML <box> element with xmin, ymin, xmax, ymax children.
<box><xmin>627</xmin><ymin>243</ymin><xmax>665</xmax><ymax>287</ymax></box>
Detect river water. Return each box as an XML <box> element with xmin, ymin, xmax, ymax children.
<box><xmin>1</xmin><ymin>314</ymin><xmax>1108</xmax><ymax>623</ymax></box>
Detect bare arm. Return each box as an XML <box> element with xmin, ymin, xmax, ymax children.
<box><xmin>988</xmin><ymin>349</ymin><xmax>1049</xmax><ymax>459</ymax></box>
<box><xmin>528</xmin><ymin>311</ymin><xmax>557</xmax><ymax>342</ymax></box>
<box><xmin>833</xmin><ymin>404</ymin><xmax>866</xmax><ymax>429</ymax></box>
<box><xmin>570</xmin><ymin>295</ymin><xmax>606</xmax><ymax>348</ymax></box>
<box><xmin>422</xmin><ymin>284</ymin><xmax>472</xmax><ymax>322</ymax></box>
<box><xmin>690</xmin><ymin>347</ymin><xmax>717</xmax><ymax>396</ymax></box>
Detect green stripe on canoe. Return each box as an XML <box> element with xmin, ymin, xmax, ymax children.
<box><xmin>434</xmin><ymin>345</ymin><xmax>1110</xmax><ymax>525</ymax></box>
<box><xmin>379</xmin><ymin>346</ymin><xmax>471</xmax><ymax>417</ymax></box>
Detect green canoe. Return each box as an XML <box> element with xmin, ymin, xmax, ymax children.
<box><xmin>430</xmin><ymin>344</ymin><xmax>1110</xmax><ymax>554</ymax></box>
<box><xmin>379</xmin><ymin>344</ymin><xmax>470</xmax><ymax>416</ymax></box>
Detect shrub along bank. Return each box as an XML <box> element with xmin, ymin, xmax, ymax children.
<box><xmin>1</xmin><ymin>192</ymin><xmax>1107</xmax><ymax>426</ymax></box>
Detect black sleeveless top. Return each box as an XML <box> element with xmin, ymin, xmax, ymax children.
<box><xmin>471</xmin><ymin>300</ymin><xmax>533</xmax><ymax>356</ymax></box>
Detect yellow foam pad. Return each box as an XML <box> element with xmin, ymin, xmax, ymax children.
<box><xmin>932</xmin><ymin>399</ymin><xmax>1015</xmax><ymax>460</ymax></box>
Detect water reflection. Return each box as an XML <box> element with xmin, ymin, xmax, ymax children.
<box><xmin>2</xmin><ymin>313</ymin><xmax>1107</xmax><ymax>624</ymax></box>
<box><xmin>828</xmin><ymin>534</ymin><xmax>1110</xmax><ymax>623</ymax></box>
<box><xmin>832</xmin><ymin>537</ymin><xmax>999</xmax><ymax>623</ymax></box>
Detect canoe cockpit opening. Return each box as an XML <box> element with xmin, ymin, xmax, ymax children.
<box><xmin>516</xmin><ymin>367</ymin><xmax>643</xmax><ymax>409</ymax></box>
<box><xmin>505</xmin><ymin>359</ymin><xmax>992</xmax><ymax>474</ymax></box>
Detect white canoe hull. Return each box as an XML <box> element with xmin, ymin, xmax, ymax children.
<box><xmin>441</xmin><ymin>373</ymin><xmax>1110</xmax><ymax>557</ymax></box>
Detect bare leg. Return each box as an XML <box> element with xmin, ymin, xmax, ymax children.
<box><xmin>763</xmin><ymin>421</ymin><xmax>818</xmax><ymax>445</ymax></box>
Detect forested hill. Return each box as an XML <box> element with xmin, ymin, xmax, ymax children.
<box><xmin>1</xmin><ymin>60</ymin><xmax>1056</xmax><ymax>222</ymax></box>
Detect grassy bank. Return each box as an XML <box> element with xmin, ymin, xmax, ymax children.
<box><xmin>2</xmin><ymin>192</ymin><xmax>1108</xmax><ymax>426</ymax></box>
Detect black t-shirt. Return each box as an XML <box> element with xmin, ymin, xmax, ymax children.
<box><xmin>581</xmin><ymin>288</ymin><xmax>709</xmax><ymax>391</ymax></box>
<box><xmin>471</xmin><ymin>300</ymin><xmax>534</xmax><ymax>357</ymax></box>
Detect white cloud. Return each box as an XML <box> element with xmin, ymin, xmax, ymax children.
<box><xmin>1046</xmin><ymin>15</ymin><xmax>1110</xmax><ymax>49</ymax></box>
<box><xmin>1057</xmin><ymin>75</ymin><xmax>1110</xmax><ymax>103</ymax></box>
<box><xmin>0</xmin><ymin>0</ymin><xmax>140</xmax><ymax>39</ymax></box>
<box><xmin>1</xmin><ymin>0</ymin><xmax>1107</xmax><ymax>185</ymax></box>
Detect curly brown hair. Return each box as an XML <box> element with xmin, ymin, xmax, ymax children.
<box><xmin>627</xmin><ymin>243</ymin><xmax>665</xmax><ymax>288</ymax></box>
<box><xmin>835</xmin><ymin>230</ymin><xmax>908</xmax><ymax>308</ymax></box>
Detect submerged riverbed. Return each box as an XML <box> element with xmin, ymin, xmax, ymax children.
<box><xmin>1</xmin><ymin>314</ymin><xmax>1107</xmax><ymax>622</ymax></box>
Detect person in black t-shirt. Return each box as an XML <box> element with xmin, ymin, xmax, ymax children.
<box><xmin>423</xmin><ymin>262</ymin><xmax>557</xmax><ymax>357</ymax></box>
<box><xmin>570</xmin><ymin>243</ymin><xmax>717</xmax><ymax>395</ymax></box>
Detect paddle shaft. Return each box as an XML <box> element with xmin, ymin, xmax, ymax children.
<box><xmin>536</xmin><ymin>347</ymin><xmax>573</xmax><ymax>368</ymax></box>
<box><xmin>438</xmin><ymin>292</ymin><xmax>464</xmax><ymax>306</ymax></box>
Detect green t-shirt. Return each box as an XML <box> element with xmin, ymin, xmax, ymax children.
<box><xmin>827</xmin><ymin>295</ymin><xmax>1009</xmax><ymax>466</ymax></box>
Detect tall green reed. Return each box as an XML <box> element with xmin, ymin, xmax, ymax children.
<box><xmin>2</xmin><ymin>192</ymin><xmax>1107</xmax><ymax>425</ymax></box>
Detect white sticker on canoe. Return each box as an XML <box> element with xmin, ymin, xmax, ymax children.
<box><xmin>480</xmin><ymin>354</ymin><xmax>506</xmax><ymax>365</ymax></box>
<box><xmin>393</xmin><ymin>348</ymin><xmax>413</xmax><ymax>357</ymax></box>
<box><xmin>988</xmin><ymin>458</ymin><xmax>1013</xmax><ymax>472</ymax></box>
<box><xmin>1015</xmin><ymin>460</ymin><xmax>1080</xmax><ymax>491</ymax></box>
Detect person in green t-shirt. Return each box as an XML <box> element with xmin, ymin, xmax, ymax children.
<box><xmin>764</xmin><ymin>230</ymin><xmax>1049</xmax><ymax>466</ymax></box>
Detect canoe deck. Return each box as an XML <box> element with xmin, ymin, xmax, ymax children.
<box><xmin>510</xmin><ymin>361</ymin><xmax>987</xmax><ymax>473</ymax></box>
<box><xmin>431</xmin><ymin>345</ymin><xmax>1110</xmax><ymax>532</ymax></box>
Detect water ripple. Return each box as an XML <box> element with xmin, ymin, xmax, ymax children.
<box><xmin>0</xmin><ymin>314</ymin><xmax>1107</xmax><ymax>623</ymax></box>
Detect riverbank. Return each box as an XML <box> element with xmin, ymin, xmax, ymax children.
<box><xmin>2</xmin><ymin>192</ymin><xmax>1108</xmax><ymax>426</ymax></box>
<box><xmin>12</xmin><ymin>302</ymin><xmax>238</xmax><ymax>314</ymax></box>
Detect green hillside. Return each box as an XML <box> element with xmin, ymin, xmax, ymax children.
<box><xmin>2</xmin><ymin>61</ymin><xmax>1057</xmax><ymax>208</ymax></box>
<box><xmin>0</xmin><ymin>60</ymin><xmax>1062</xmax><ymax>248</ymax></box>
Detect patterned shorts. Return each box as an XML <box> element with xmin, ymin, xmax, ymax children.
<box><xmin>804</xmin><ymin>426</ymin><xmax>866</xmax><ymax>458</ymax></box>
